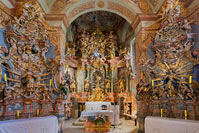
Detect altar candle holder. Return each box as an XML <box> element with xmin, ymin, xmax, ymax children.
<box><xmin>161</xmin><ymin>108</ymin><xmax>163</xmax><ymax>117</ymax></box>
<box><xmin>152</xmin><ymin>80</ymin><xmax>154</xmax><ymax>87</ymax></box>
<box><xmin>36</xmin><ymin>109</ymin><xmax>39</xmax><ymax>116</ymax></box>
<box><xmin>184</xmin><ymin>110</ymin><xmax>187</xmax><ymax>120</ymax></box>
<box><xmin>4</xmin><ymin>74</ymin><xmax>7</xmax><ymax>82</ymax></box>
<box><xmin>189</xmin><ymin>76</ymin><xmax>192</xmax><ymax>84</ymax></box>
<box><xmin>17</xmin><ymin>110</ymin><xmax>20</xmax><ymax>119</ymax></box>
<box><xmin>4</xmin><ymin>74</ymin><xmax>7</xmax><ymax>86</ymax></box>
<box><xmin>50</xmin><ymin>79</ymin><xmax>52</xmax><ymax>88</ymax></box>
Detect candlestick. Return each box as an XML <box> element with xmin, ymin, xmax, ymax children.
<box><xmin>36</xmin><ymin>109</ymin><xmax>39</xmax><ymax>116</ymax></box>
<box><xmin>189</xmin><ymin>76</ymin><xmax>192</xmax><ymax>84</ymax></box>
<box><xmin>161</xmin><ymin>108</ymin><xmax>163</xmax><ymax>117</ymax></box>
<box><xmin>50</xmin><ymin>79</ymin><xmax>52</xmax><ymax>87</ymax></box>
<box><xmin>184</xmin><ymin>110</ymin><xmax>187</xmax><ymax>120</ymax></box>
<box><xmin>17</xmin><ymin>110</ymin><xmax>20</xmax><ymax>118</ymax></box>
<box><xmin>152</xmin><ymin>80</ymin><xmax>154</xmax><ymax>86</ymax></box>
<box><xmin>4</xmin><ymin>74</ymin><xmax>7</xmax><ymax>82</ymax></box>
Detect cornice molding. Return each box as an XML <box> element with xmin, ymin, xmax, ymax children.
<box><xmin>44</xmin><ymin>14</ymin><xmax>69</xmax><ymax>30</ymax></box>
<box><xmin>132</xmin><ymin>13</ymin><xmax>159</xmax><ymax>30</ymax></box>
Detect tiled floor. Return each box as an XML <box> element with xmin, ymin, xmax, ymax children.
<box><xmin>63</xmin><ymin>118</ymin><xmax>137</xmax><ymax>133</ymax></box>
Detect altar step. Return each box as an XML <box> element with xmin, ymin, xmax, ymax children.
<box><xmin>64</xmin><ymin>118</ymin><xmax>137</xmax><ymax>133</ymax></box>
<box><xmin>72</xmin><ymin>117</ymin><xmax>123</xmax><ymax>126</ymax></box>
<box><xmin>72</xmin><ymin>117</ymin><xmax>85</xmax><ymax>126</ymax></box>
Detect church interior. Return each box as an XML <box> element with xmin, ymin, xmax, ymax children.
<box><xmin>0</xmin><ymin>0</ymin><xmax>199</xmax><ymax>133</ymax></box>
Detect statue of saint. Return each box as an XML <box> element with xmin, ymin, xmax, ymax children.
<box><xmin>84</xmin><ymin>79</ymin><xmax>90</xmax><ymax>92</ymax></box>
<box><xmin>70</xmin><ymin>79</ymin><xmax>76</xmax><ymax>93</ymax></box>
<box><xmin>105</xmin><ymin>79</ymin><xmax>111</xmax><ymax>93</ymax></box>
<box><xmin>59</xmin><ymin>78</ymin><xmax>68</xmax><ymax>95</ymax></box>
<box><xmin>119</xmin><ymin>79</ymin><xmax>125</xmax><ymax>93</ymax></box>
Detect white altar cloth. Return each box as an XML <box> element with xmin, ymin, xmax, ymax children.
<box><xmin>0</xmin><ymin>116</ymin><xmax>58</xmax><ymax>133</ymax></box>
<box><xmin>85</xmin><ymin>102</ymin><xmax>111</xmax><ymax>111</ymax></box>
<box><xmin>145</xmin><ymin>116</ymin><xmax>199</xmax><ymax>133</ymax></box>
<box><xmin>81</xmin><ymin>110</ymin><xmax>113</xmax><ymax>117</ymax></box>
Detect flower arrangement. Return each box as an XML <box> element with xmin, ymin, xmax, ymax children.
<box><xmin>94</xmin><ymin>114</ymin><xmax>106</xmax><ymax>125</ymax></box>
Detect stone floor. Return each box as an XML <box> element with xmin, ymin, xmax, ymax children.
<box><xmin>63</xmin><ymin>118</ymin><xmax>137</xmax><ymax>133</ymax></box>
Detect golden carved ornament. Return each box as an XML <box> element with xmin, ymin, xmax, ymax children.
<box><xmin>138</xmin><ymin>0</ymin><xmax>153</xmax><ymax>13</ymax></box>
<box><xmin>97</xmin><ymin>1</ymin><xmax>105</xmax><ymax>8</ymax></box>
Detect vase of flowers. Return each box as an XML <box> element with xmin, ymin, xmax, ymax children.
<box><xmin>94</xmin><ymin>114</ymin><xmax>106</xmax><ymax>125</ymax></box>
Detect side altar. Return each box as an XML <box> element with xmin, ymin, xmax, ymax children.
<box><xmin>0</xmin><ymin>2</ymin><xmax>68</xmax><ymax>132</ymax></box>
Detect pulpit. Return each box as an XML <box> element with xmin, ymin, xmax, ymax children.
<box><xmin>81</xmin><ymin>102</ymin><xmax>113</xmax><ymax>132</ymax></box>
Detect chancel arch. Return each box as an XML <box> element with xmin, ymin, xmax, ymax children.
<box><xmin>63</xmin><ymin>10</ymin><xmax>137</xmax><ymax>123</ymax></box>
<box><xmin>61</xmin><ymin>0</ymin><xmax>141</xmax><ymax>27</ymax></box>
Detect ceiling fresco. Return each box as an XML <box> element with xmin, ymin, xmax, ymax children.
<box><xmin>72</xmin><ymin>11</ymin><xmax>125</xmax><ymax>32</ymax></box>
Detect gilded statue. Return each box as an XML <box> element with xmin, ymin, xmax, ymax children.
<box><xmin>118</xmin><ymin>79</ymin><xmax>125</xmax><ymax>93</ymax></box>
<box><xmin>88</xmin><ymin>86</ymin><xmax>105</xmax><ymax>101</ymax></box>
<box><xmin>70</xmin><ymin>79</ymin><xmax>76</xmax><ymax>93</ymax></box>
<box><xmin>84</xmin><ymin>79</ymin><xmax>90</xmax><ymax>92</ymax></box>
<box><xmin>105</xmin><ymin>79</ymin><xmax>111</xmax><ymax>93</ymax></box>
<box><xmin>88</xmin><ymin>76</ymin><xmax>105</xmax><ymax>101</ymax></box>
<box><xmin>6</xmin><ymin>37</ymin><xmax>18</xmax><ymax>58</ymax></box>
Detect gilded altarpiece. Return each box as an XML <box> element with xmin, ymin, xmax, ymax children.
<box><xmin>0</xmin><ymin>3</ymin><xmax>67</xmax><ymax>129</ymax></box>
<box><xmin>136</xmin><ymin>0</ymin><xmax>199</xmax><ymax>131</ymax></box>
<box><xmin>64</xmin><ymin>28</ymin><xmax>134</xmax><ymax>117</ymax></box>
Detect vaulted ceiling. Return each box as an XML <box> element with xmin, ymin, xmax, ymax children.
<box><xmin>39</xmin><ymin>0</ymin><xmax>196</xmax><ymax>14</ymax></box>
<box><xmin>2</xmin><ymin>0</ymin><xmax>199</xmax><ymax>31</ymax></box>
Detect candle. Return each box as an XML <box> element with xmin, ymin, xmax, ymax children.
<box><xmin>152</xmin><ymin>80</ymin><xmax>154</xmax><ymax>86</ymax></box>
<box><xmin>4</xmin><ymin>74</ymin><xmax>7</xmax><ymax>82</ymax></box>
<box><xmin>50</xmin><ymin>79</ymin><xmax>52</xmax><ymax>87</ymax></box>
<box><xmin>161</xmin><ymin>108</ymin><xmax>163</xmax><ymax>117</ymax></box>
<box><xmin>17</xmin><ymin>110</ymin><xmax>20</xmax><ymax>118</ymax></box>
<box><xmin>189</xmin><ymin>76</ymin><xmax>192</xmax><ymax>84</ymax></box>
<box><xmin>184</xmin><ymin>110</ymin><xmax>187</xmax><ymax>120</ymax></box>
<box><xmin>36</xmin><ymin>109</ymin><xmax>39</xmax><ymax>116</ymax></box>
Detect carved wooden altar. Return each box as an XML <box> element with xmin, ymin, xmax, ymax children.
<box><xmin>0</xmin><ymin>2</ymin><xmax>66</xmax><ymax>126</ymax></box>
<box><xmin>64</xmin><ymin>28</ymin><xmax>134</xmax><ymax>118</ymax></box>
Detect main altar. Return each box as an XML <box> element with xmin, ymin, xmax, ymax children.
<box><xmin>62</xmin><ymin>27</ymin><xmax>135</xmax><ymax>122</ymax></box>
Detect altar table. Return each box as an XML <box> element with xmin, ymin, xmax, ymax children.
<box><xmin>81</xmin><ymin>110</ymin><xmax>113</xmax><ymax>132</ymax></box>
<box><xmin>85</xmin><ymin>102</ymin><xmax>111</xmax><ymax>111</ymax></box>
<box><xmin>0</xmin><ymin>116</ymin><xmax>58</xmax><ymax>133</ymax></box>
<box><xmin>81</xmin><ymin>110</ymin><xmax>113</xmax><ymax>117</ymax></box>
<box><xmin>145</xmin><ymin>116</ymin><xmax>199</xmax><ymax>133</ymax></box>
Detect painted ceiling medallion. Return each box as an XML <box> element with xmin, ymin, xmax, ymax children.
<box><xmin>97</xmin><ymin>1</ymin><xmax>105</xmax><ymax>8</ymax></box>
